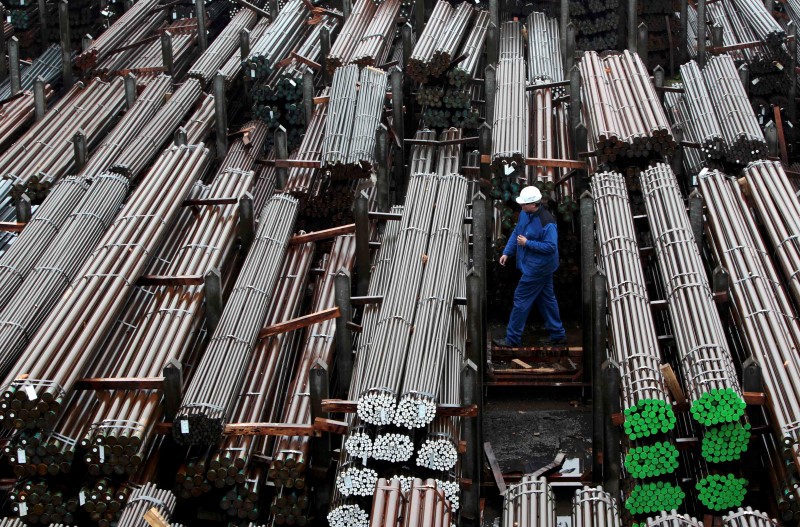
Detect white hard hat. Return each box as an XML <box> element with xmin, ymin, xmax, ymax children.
<box><xmin>516</xmin><ymin>186</ymin><xmax>542</xmax><ymax>205</ymax></box>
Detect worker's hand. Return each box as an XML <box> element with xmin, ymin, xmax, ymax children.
<box><xmin>499</xmin><ymin>255</ymin><xmax>508</xmax><ymax>266</ymax></box>
<box><xmin>517</xmin><ymin>235</ymin><xmax>527</xmax><ymax>246</ymax></box>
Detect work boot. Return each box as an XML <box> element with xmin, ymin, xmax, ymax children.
<box><xmin>492</xmin><ymin>337</ymin><xmax>516</xmax><ymax>348</ymax></box>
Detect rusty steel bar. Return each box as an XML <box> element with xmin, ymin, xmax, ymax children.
<box><xmin>327</xmin><ymin>0</ymin><xmax>378</xmax><ymax>74</ymax></box>
<box><xmin>0</xmin><ymin>44</ymin><xmax>63</xmax><ymax>101</ymax></box>
<box><xmin>351</xmin><ymin>0</ymin><xmax>401</xmax><ymax>68</ymax></box>
<box><xmin>0</xmin><ymin>86</ymin><xmax>53</xmax><ymax>150</ymax></box>
<box><xmin>245</xmin><ymin>0</ymin><xmax>309</xmax><ymax>80</ymax></box>
<box><xmin>189</xmin><ymin>8</ymin><xmax>258</xmax><ymax>85</ymax></box>
<box><xmin>407</xmin><ymin>0</ymin><xmax>453</xmax><ymax>83</ymax></box>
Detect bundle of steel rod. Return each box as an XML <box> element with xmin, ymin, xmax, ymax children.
<box><xmin>677</xmin><ymin>61</ymin><xmax>725</xmax><ymax>160</ymax></box>
<box><xmin>394</xmin><ymin>166</ymin><xmax>467</xmax><ymax>429</ymax></box>
<box><xmin>184</xmin><ymin>93</ymin><xmax>217</xmax><ymax>144</ymax></box>
<box><xmin>662</xmin><ymin>90</ymin><xmax>706</xmax><ymax>178</ymax></box>
<box><xmin>645</xmin><ymin>511</ymin><xmax>702</xmax><ymax>526</ymax></box>
<box><xmin>220</xmin><ymin>17</ymin><xmax>271</xmax><ymax>84</ymax></box>
<box><xmin>326</xmin><ymin>0</ymin><xmax>378</xmax><ymax>74</ymax></box>
<box><xmin>370</xmin><ymin>478</ymin><xmax>404</xmax><ymax>527</ymax></box>
<box><xmin>0</xmin><ymin>144</ymin><xmax>211</xmax><ymax>430</ymax></box>
<box><xmin>568</xmin><ymin>0</ymin><xmax>619</xmax><ymax>50</ymax></box>
<box><xmin>491</xmin><ymin>57</ymin><xmax>527</xmax><ymax>165</ymax></box>
<box><xmin>0</xmin><ymin>174</ymin><xmax>129</xmax><ymax>386</ymax></box>
<box><xmin>579</xmin><ymin>51</ymin><xmax>675</xmax><ymax>162</ymax></box>
<box><xmin>220</xmin><ymin>465</ymin><xmax>266</xmax><ymax>521</ymax></box>
<box><xmin>267</xmin><ymin>487</ymin><xmax>311</xmax><ymax>525</ymax></box>
<box><xmin>189</xmin><ymin>8</ymin><xmax>258</xmax><ymax>85</ymax></box>
<box><xmin>81</xmin><ymin>169</ymin><xmax>256</xmax><ymax>476</ymax></box>
<box><xmin>498</xmin><ymin>20</ymin><xmax>524</xmax><ymax>61</ymax></box>
<box><xmin>743</xmin><ymin>160</ymin><xmax>800</xmax><ymax>312</ymax></box>
<box><xmin>355</xmin><ymin>172</ymin><xmax>441</xmax><ymax>425</ymax></box>
<box><xmin>174</xmin><ymin>243</ymin><xmax>313</xmax><ymax>497</ymax></box>
<box><xmin>285</xmin><ymin>95</ymin><xmax>327</xmax><ymax>196</ymax></box>
<box><xmin>529</xmin><ymin>88</ymin><xmax>555</xmax><ymax>184</ymax></box>
<box><xmin>407</xmin><ymin>0</ymin><xmax>453</xmax><ymax>83</ymax></box>
<box><xmin>111</xmin><ymin>78</ymin><xmax>203</xmax><ymax>179</ymax></box>
<box><xmin>113</xmin><ymin>25</ymin><xmax>198</xmax><ymax>80</ymax></box>
<box><xmin>699</xmin><ymin>169</ymin><xmax>800</xmax><ymax>473</ymax></box>
<box><xmin>0</xmin><ymin>77</ymin><xmax>126</xmax><ymax>199</ymax></box>
<box><xmin>403</xmin><ymin>478</ymin><xmax>453</xmax><ymax>527</ymax></box>
<box><xmin>639</xmin><ymin>163</ymin><xmax>745</xmax><ymax>428</ymax></box>
<box><xmin>174</xmin><ymin>193</ymin><xmax>298</xmax><ymax>445</ymax></box>
<box><xmin>268</xmin><ymin>234</ymin><xmax>356</xmax><ymax>485</ymax></box>
<box><xmin>346</xmin><ymin>67</ymin><xmax>389</xmax><ymax>171</ymax></box>
<box><xmin>329</xmin><ymin>489</ymin><xmax>370</xmax><ymax>527</ymax></box>
<box><xmin>8</xmin><ymin>478</ymin><xmax>79</xmax><ymax>524</ymax></box>
<box><xmin>350</xmin><ymin>0</ymin><xmax>401</xmax><ymax>67</ymax></box>
<box><xmin>0</xmin><ymin>44</ymin><xmax>62</xmax><ymax>101</ymax></box>
<box><xmin>722</xmin><ymin>507</ymin><xmax>780</xmax><ymax>526</ymax></box>
<box><xmin>76</xmin><ymin>0</ymin><xmax>162</xmax><ymax>71</ymax></box>
<box><xmin>0</xmin><ymin>89</ymin><xmax>48</xmax><ymax>148</ymax></box>
<box><xmin>447</xmin><ymin>9</ymin><xmax>489</xmax><ymax>87</ymax></box>
<box><xmin>245</xmin><ymin>0</ymin><xmax>309</xmax><ymax>80</ymax></box>
<box><xmin>92</xmin><ymin>12</ymin><xmax>167</xmax><ymax>76</ymax></box>
<box><xmin>572</xmin><ymin>486</ymin><xmax>621</xmax><ymax>527</ymax></box>
<box><xmin>79</xmin><ymin>477</ymin><xmax>133</xmax><ymax>525</ymax></box>
<box><xmin>116</xmin><ymin>483</ymin><xmax>176</xmax><ymax>527</ymax></box>
<box><xmin>702</xmin><ymin>54</ymin><xmax>767</xmax><ymax>165</ymax></box>
<box><xmin>526</xmin><ymin>12</ymin><xmax>563</xmax><ymax>87</ymax></box>
<box><xmin>553</xmin><ymin>102</ymin><xmax>577</xmax><ymax>213</ymax></box>
<box><xmin>730</xmin><ymin>0</ymin><xmax>785</xmax><ymax>47</ymax></box>
<box><xmin>429</xmin><ymin>2</ymin><xmax>474</xmax><ymax>78</ymax></box>
<box><xmin>502</xmin><ymin>476</ymin><xmax>556</xmax><ymax>527</ymax></box>
<box><xmin>321</xmin><ymin>66</ymin><xmax>359</xmax><ymax>173</ymax></box>
<box><xmin>591</xmin><ymin>171</ymin><xmax>676</xmax><ymax>439</ymax></box>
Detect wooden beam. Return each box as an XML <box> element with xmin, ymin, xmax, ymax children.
<box><xmin>313</xmin><ymin>95</ymin><xmax>330</xmax><ymax>105</ymax></box>
<box><xmin>524</xmin><ymin>157</ymin><xmax>587</xmax><ymax>170</ymax></box>
<box><xmin>313</xmin><ymin>417</ymin><xmax>348</xmax><ymax>434</ymax></box>
<box><xmin>744</xmin><ymin>391</ymin><xmax>766</xmax><ymax>405</ymax></box>
<box><xmin>774</xmin><ymin>105</ymin><xmax>789</xmax><ymax>166</ymax></box>
<box><xmin>136</xmin><ymin>274</ymin><xmax>204</xmax><ymax>287</ymax></box>
<box><xmin>289</xmin><ymin>224</ymin><xmax>355</xmax><ymax>245</ymax></box>
<box><xmin>143</xmin><ymin>507</ymin><xmax>170</xmax><ymax>527</ymax></box>
<box><xmin>289</xmin><ymin>51</ymin><xmax>321</xmax><ymax>71</ymax></box>
<box><xmin>708</xmin><ymin>40</ymin><xmax>765</xmax><ymax>53</ymax></box>
<box><xmin>320</xmin><ymin>399</ymin><xmax>478</xmax><ymax>417</ymax></box>
<box><xmin>0</xmin><ymin>222</ymin><xmax>26</xmax><ymax>232</ymax></box>
<box><xmin>275</xmin><ymin>159</ymin><xmax>321</xmax><ymax>168</ymax></box>
<box><xmin>659</xmin><ymin>364</ymin><xmax>687</xmax><ymax>404</ymax></box>
<box><xmin>483</xmin><ymin>442</ymin><xmax>507</xmax><ymax>494</ymax></box>
<box><xmin>182</xmin><ymin>197</ymin><xmax>239</xmax><ymax>207</ymax></box>
<box><xmin>74</xmin><ymin>377</ymin><xmax>164</xmax><ymax>390</ymax></box>
<box><xmin>258</xmin><ymin>307</ymin><xmax>340</xmax><ymax>339</ymax></box>
<box><xmin>525</xmin><ymin>79</ymin><xmax>571</xmax><ymax>91</ymax></box>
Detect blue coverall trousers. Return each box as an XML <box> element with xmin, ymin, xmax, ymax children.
<box><xmin>505</xmin><ymin>274</ymin><xmax>566</xmax><ymax>345</ymax></box>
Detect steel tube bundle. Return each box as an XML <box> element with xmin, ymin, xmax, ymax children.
<box><xmin>662</xmin><ymin>91</ymin><xmax>705</xmax><ymax>178</ymax></box>
<box><xmin>0</xmin><ymin>144</ymin><xmax>211</xmax><ymax>430</ymax></box>
<box><xmin>491</xmin><ymin>57</ymin><xmax>528</xmax><ymax>165</ymax></box>
<box><xmin>111</xmin><ymin>78</ymin><xmax>203</xmax><ymax>179</ymax></box>
<box><xmin>220</xmin><ymin>17</ymin><xmax>271</xmax><ymax>84</ymax></box>
<box><xmin>350</xmin><ymin>0</ymin><xmax>401</xmax><ymax>67</ymax></box>
<box><xmin>8</xmin><ymin>478</ymin><xmax>79</xmax><ymax>524</ymax></box>
<box><xmin>572</xmin><ymin>486</ymin><xmax>621</xmax><ymax>527</ymax></box>
<box><xmin>502</xmin><ymin>476</ymin><xmax>556</xmax><ymax>527</ymax></box>
<box><xmin>189</xmin><ymin>8</ymin><xmax>259</xmax><ymax>85</ymax></box>
<box><xmin>0</xmin><ymin>172</ymin><xmax>129</xmax><ymax>391</ymax></box>
<box><xmin>699</xmin><ymin>170</ymin><xmax>800</xmax><ymax>472</ymax></box>
<box><xmin>429</xmin><ymin>2</ymin><xmax>474</xmax><ymax>78</ymax></box>
<box><xmin>370</xmin><ymin>478</ymin><xmax>405</xmax><ymax>527</ymax></box>
<box><xmin>0</xmin><ymin>86</ymin><xmax>53</xmax><ymax>150</ymax></box>
<box><xmin>269</xmin><ymin>234</ymin><xmax>356</xmax><ymax>485</ymax></box>
<box><xmin>404</xmin><ymin>478</ymin><xmax>453</xmax><ymax>527</ymax></box>
<box><xmin>722</xmin><ymin>507</ymin><xmax>780</xmax><ymax>526</ymax></box>
<box><xmin>326</xmin><ymin>0</ymin><xmax>378</xmax><ymax>73</ymax></box>
<box><xmin>591</xmin><ymin>171</ymin><xmax>676</xmax><ymax>438</ymax></box>
<box><xmin>408</xmin><ymin>0</ymin><xmax>453</xmax><ymax>83</ymax></box>
<box><xmin>530</xmin><ymin>88</ymin><xmax>555</xmax><ymax>183</ymax></box>
<box><xmin>0</xmin><ymin>177</ymin><xmax>89</xmax><ymax>311</ymax></box>
<box><xmin>0</xmin><ymin>44</ymin><xmax>62</xmax><ymax>101</ymax></box>
<box><xmin>116</xmin><ymin>483</ymin><xmax>176</xmax><ymax>527</ymax></box>
<box><xmin>184</xmin><ymin>93</ymin><xmax>217</xmax><ymax>144</ymax></box>
<box><xmin>92</xmin><ymin>12</ymin><xmax>169</xmax><ymax>76</ymax></box>
<box><xmin>118</xmin><ymin>27</ymin><xmax>197</xmax><ymax>80</ymax></box>
<box><xmin>76</xmin><ymin>0</ymin><xmax>162</xmax><ymax>71</ymax></box>
<box><xmin>645</xmin><ymin>511</ymin><xmax>702</xmax><ymax>526</ymax></box>
<box><xmin>526</xmin><ymin>12</ymin><xmax>563</xmax><ymax>86</ymax></box>
<box><xmin>285</xmin><ymin>95</ymin><xmax>328</xmax><ymax>195</ymax></box>
<box><xmin>0</xmin><ymin>78</ymin><xmax>126</xmax><ymax>199</ymax></box>
<box><xmin>245</xmin><ymin>0</ymin><xmax>309</xmax><ymax>80</ymax></box>
<box><xmin>639</xmin><ymin>163</ymin><xmax>744</xmax><ymax>426</ymax></box>
<box><xmin>678</xmin><ymin>61</ymin><xmax>725</xmax><ymax>159</ymax></box>
<box><xmin>321</xmin><ymin>65</ymin><xmax>360</xmax><ymax>174</ymax></box>
<box><xmin>82</xmin><ymin>168</ymin><xmax>256</xmax><ymax>476</ymax></box>
<box><xmin>447</xmin><ymin>10</ymin><xmax>489</xmax><ymax>87</ymax></box>
<box><xmin>702</xmin><ymin>54</ymin><xmax>766</xmax><ymax>164</ymax></box>
<box><xmin>347</xmin><ymin>67</ymin><xmax>388</xmax><ymax>171</ymax></box>
<box><xmin>174</xmin><ymin>192</ymin><xmax>298</xmax><ymax>444</ymax></box>
<box><xmin>729</xmin><ymin>0</ymin><xmax>785</xmax><ymax>46</ymax></box>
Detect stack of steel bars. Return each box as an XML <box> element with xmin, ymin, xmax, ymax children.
<box><xmin>350</xmin><ymin>0</ymin><xmax>401</xmax><ymax>67</ymax></box>
<box><xmin>113</xmin><ymin>21</ymin><xmax>198</xmax><ymax>79</ymax></box>
<box><xmin>321</xmin><ymin>66</ymin><xmax>359</xmax><ymax>174</ymax></box>
<box><xmin>526</xmin><ymin>12</ymin><xmax>563</xmax><ymax>86</ymax></box>
<box><xmin>76</xmin><ymin>0</ymin><xmax>162</xmax><ymax>71</ymax></box>
<box><xmin>285</xmin><ymin>93</ymin><xmax>328</xmax><ymax>196</ymax></box>
<box><xmin>407</xmin><ymin>0</ymin><xmax>454</xmax><ymax>83</ymax></box>
<box><xmin>347</xmin><ymin>67</ymin><xmax>389</xmax><ymax>171</ymax></box>
<box><xmin>0</xmin><ymin>87</ymin><xmax>54</xmax><ymax>149</ymax></box>
<box><xmin>0</xmin><ymin>44</ymin><xmax>62</xmax><ymax>101</ymax></box>
<box><xmin>116</xmin><ymin>484</ymin><xmax>176</xmax><ymax>527</ymax></box>
<box><xmin>579</xmin><ymin>50</ymin><xmax>675</xmax><ymax>162</ymax></box>
<box><xmin>245</xmin><ymin>0</ymin><xmax>309</xmax><ymax>80</ymax></box>
<box><xmin>429</xmin><ymin>3</ymin><xmax>474</xmax><ymax>78</ymax></box>
<box><xmin>699</xmin><ymin>169</ymin><xmax>800</xmax><ymax>474</ymax></box>
<box><xmin>403</xmin><ymin>479</ymin><xmax>453</xmax><ymax>527</ymax></box>
<box><xmin>220</xmin><ymin>17</ymin><xmax>271</xmax><ymax>84</ymax></box>
<box><xmin>662</xmin><ymin>90</ymin><xmax>706</xmax><ymax>178</ymax></box>
<box><xmin>677</xmin><ymin>61</ymin><xmax>725</xmax><ymax>159</ymax></box>
<box><xmin>722</xmin><ymin>508</ymin><xmax>780</xmax><ymax>526</ymax></box>
<box><xmin>92</xmin><ymin>11</ymin><xmax>166</xmax><ymax>76</ymax></box>
<box><xmin>529</xmin><ymin>88</ymin><xmax>555</xmax><ymax>184</ymax></box>
<box><xmin>327</xmin><ymin>0</ymin><xmax>378</xmax><ymax>74</ymax></box>
<box><xmin>446</xmin><ymin>9</ymin><xmax>489</xmax><ymax>87</ymax></box>
<box><xmin>645</xmin><ymin>511</ymin><xmax>702</xmax><ymax>526</ymax></box>
<box><xmin>730</xmin><ymin>0</ymin><xmax>785</xmax><ymax>46</ymax></box>
<box><xmin>639</xmin><ymin>163</ymin><xmax>745</xmax><ymax>429</ymax></box>
<box><xmin>702</xmin><ymin>54</ymin><xmax>766</xmax><ymax>164</ymax></box>
<box><xmin>568</xmin><ymin>0</ymin><xmax>619</xmax><ymax>50</ymax></box>
<box><xmin>0</xmin><ymin>144</ymin><xmax>211</xmax><ymax>431</ymax></box>
<box><xmin>502</xmin><ymin>476</ymin><xmax>556</xmax><ymax>527</ymax></box>
<box><xmin>492</xmin><ymin>22</ymin><xmax>527</xmax><ymax>166</ymax></box>
<box><xmin>173</xmin><ymin>193</ymin><xmax>299</xmax><ymax>445</ymax></box>
<box><xmin>370</xmin><ymin>478</ymin><xmax>404</xmax><ymax>526</ymax></box>
<box><xmin>0</xmin><ymin>77</ymin><xmax>126</xmax><ymax>199</ymax></box>
<box><xmin>591</xmin><ymin>171</ymin><xmax>677</xmax><ymax>439</ymax></box>
<box><xmin>572</xmin><ymin>487</ymin><xmax>621</xmax><ymax>526</ymax></box>
<box><xmin>189</xmin><ymin>8</ymin><xmax>259</xmax><ymax>85</ymax></box>
<box><xmin>8</xmin><ymin>478</ymin><xmax>79</xmax><ymax>524</ymax></box>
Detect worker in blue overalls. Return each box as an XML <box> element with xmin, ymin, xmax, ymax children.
<box><xmin>493</xmin><ymin>186</ymin><xmax>566</xmax><ymax>347</ymax></box>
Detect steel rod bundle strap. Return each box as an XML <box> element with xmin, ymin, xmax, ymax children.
<box><xmin>573</xmin><ymin>486</ymin><xmax>622</xmax><ymax>527</ymax></box>
<box><xmin>645</xmin><ymin>511</ymin><xmax>702</xmax><ymax>526</ymax></box>
<box><xmin>722</xmin><ymin>507</ymin><xmax>780</xmax><ymax>526</ymax></box>
<box><xmin>116</xmin><ymin>483</ymin><xmax>176</xmax><ymax>527</ymax></box>
<box><xmin>503</xmin><ymin>476</ymin><xmax>557</xmax><ymax>527</ymax></box>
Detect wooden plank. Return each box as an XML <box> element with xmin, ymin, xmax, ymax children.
<box><xmin>143</xmin><ymin>507</ymin><xmax>170</xmax><ymax>527</ymax></box>
<box><xmin>275</xmin><ymin>159</ymin><xmax>321</xmax><ymax>168</ymax></box>
<box><xmin>182</xmin><ymin>197</ymin><xmax>239</xmax><ymax>207</ymax></box>
<box><xmin>313</xmin><ymin>417</ymin><xmax>348</xmax><ymax>434</ymax></box>
<box><xmin>659</xmin><ymin>364</ymin><xmax>687</xmax><ymax>404</ymax></box>
<box><xmin>611</xmin><ymin>412</ymin><xmax>625</xmax><ymax>426</ymax></box>
<box><xmin>290</xmin><ymin>51</ymin><xmax>321</xmax><ymax>71</ymax></box>
<box><xmin>320</xmin><ymin>399</ymin><xmax>478</xmax><ymax>417</ymax></box>
<box><xmin>709</xmin><ymin>40</ymin><xmax>765</xmax><ymax>53</ymax></box>
<box><xmin>136</xmin><ymin>274</ymin><xmax>204</xmax><ymax>287</ymax></box>
<box><xmin>774</xmin><ymin>105</ymin><xmax>789</xmax><ymax>166</ymax></box>
<box><xmin>525</xmin><ymin>79</ymin><xmax>571</xmax><ymax>91</ymax></box>
<box><xmin>313</xmin><ymin>95</ymin><xmax>330</xmax><ymax>105</ymax></box>
<box><xmin>512</xmin><ymin>359</ymin><xmax>533</xmax><ymax>369</ymax></box>
<box><xmin>258</xmin><ymin>307</ymin><xmax>340</xmax><ymax>339</ymax></box>
<box><xmin>483</xmin><ymin>442</ymin><xmax>507</xmax><ymax>494</ymax></box>
<box><xmin>480</xmin><ymin>154</ymin><xmax>491</xmax><ymax>164</ymax></box>
<box><xmin>524</xmin><ymin>157</ymin><xmax>587</xmax><ymax>170</ymax></box>
<box><xmin>0</xmin><ymin>222</ymin><xmax>26</xmax><ymax>232</ymax></box>
<box><xmin>744</xmin><ymin>391</ymin><xmax>766</xmax><ymax>405</ymax></box>
<box><xmin>74</xmin><ymin>377</ymin><xmax>164</xmax><ymax>390</ymax></box>
<box><xmin>289</xmin><ymin>224</ymin><xmax>355</xmax><ymax>245</ymax></box>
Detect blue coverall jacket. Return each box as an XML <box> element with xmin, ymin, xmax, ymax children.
<box><xmin>502</xmin><ymin>208</ymin><xmax>565</xmax><ymax>344</ymax></box>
